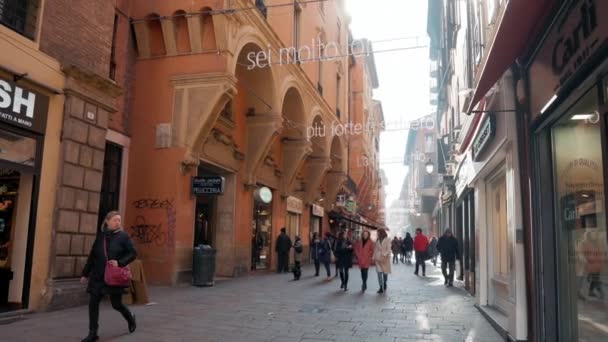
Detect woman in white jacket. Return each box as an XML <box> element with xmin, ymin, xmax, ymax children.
<box><xmin>373</xmin><ymin>228</ymin><xmax>392</xmax><ymax>293</ymax></box>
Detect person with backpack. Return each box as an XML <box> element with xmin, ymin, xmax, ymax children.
<box><xmin>292</xmin><ymin>236</ymin><xmax>303</xmax><ymax>280</ymax></box>
<box><xmin>413</xmin><ymin>228</ymin><xmax>429</xmax><ymax>277</ymax></box>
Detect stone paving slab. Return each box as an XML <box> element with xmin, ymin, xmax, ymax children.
<box><xmin>2</xmin><ymin>261</ymin><xmax>503</xmax><ymax>341</ymax></box>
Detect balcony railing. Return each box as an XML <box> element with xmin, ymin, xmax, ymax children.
<box><xmin>0</xmin><ymin>0</ymin><xmax>39</xmax><ymax>40</ymax></box>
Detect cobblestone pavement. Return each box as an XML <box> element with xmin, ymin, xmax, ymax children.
<box><xmin>3</xmin><ymin>261</ymin><xmax>503</xmax><ymax>342</ymax></box>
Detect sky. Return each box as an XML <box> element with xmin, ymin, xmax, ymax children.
<box><xmin>346</xmin><ymin>0</ymin><xmax>432</xmax><ymax>209</ymax></box>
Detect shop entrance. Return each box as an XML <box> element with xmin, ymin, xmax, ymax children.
<box><xmin>194</xmin><ymin>164</ymin><xmax>220</xmax><ymax>248</ymax></box>
<box><xmin>0</xmin><ymin>128</ymin><xmax>39</xmax><ymax>312</ymax></box>
<box><xmin>252</xmin><ymin>186</ymin><xmax>273</xmax><ymax>270</ymax></box>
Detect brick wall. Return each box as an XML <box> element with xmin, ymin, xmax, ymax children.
<box><xmin>39</xmin><ymin>0</ymin><xmax>115</xmax><ymax>79</ymax></box>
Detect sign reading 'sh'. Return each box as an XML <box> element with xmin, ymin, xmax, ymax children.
<box><xmin>0</xmin><ymin>78</ymin><xmax>49</xmax><ymax>134</ymax></box>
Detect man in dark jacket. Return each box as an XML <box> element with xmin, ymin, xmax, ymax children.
<box><xmin>437</xmin><ymin>228</ymin><xmax>459</xmax><ymax>287</ymax></box>
<box><xmin>275</xmin><ymin>227</ymin><xmax>292</xmax><ymax>273</ymax></box>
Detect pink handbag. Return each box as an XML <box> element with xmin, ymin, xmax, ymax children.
<box><xmin>103</xmin><ymin>236</ymin><xmax>132</xmax><ymax>287</ymax></box>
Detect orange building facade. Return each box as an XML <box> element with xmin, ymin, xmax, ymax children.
<box><xmin>125</xmin><ymin>0</ymin><xmax>355</xmax><ymax>283</ymax></box>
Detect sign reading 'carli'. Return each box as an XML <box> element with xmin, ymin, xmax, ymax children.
<box><xmin>0</xmin><ymin>78</ymin><xmax>49</xmax><ymax>134</ymax></box>
<box><xmin>529</xmin><ymin>0</ymin><xmax>607</xmax><ymax>118</ymax></box>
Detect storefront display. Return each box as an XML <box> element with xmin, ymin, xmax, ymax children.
<box><xmin>252</xmin><ymin>186</ymin><xmax>273</xmax><ymax>270</ymax></box>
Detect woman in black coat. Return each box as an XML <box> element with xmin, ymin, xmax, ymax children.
<box><xmin>334</xmin><ymin>231</ymin><xmax>354</xmax><ymax>291</ymax></box>
<box><xmin>403</xmin><ymin>233</ymin><xmax>414</xmax><ymax>265</ymax></box>
<box><xmin>80</xmin><ymin>211</ymin><xmax>137</xmax><ymax>342</ymax></box>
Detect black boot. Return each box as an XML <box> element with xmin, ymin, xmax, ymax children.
<box><xmin>128</xmin><ymin>313</ymin><xmax>137</xmax><ymax>333</ymax></box>
<box><xmin>81</xmin><ymin>331</ymin><xmax>99</xmax><ymax>342</ymax></box>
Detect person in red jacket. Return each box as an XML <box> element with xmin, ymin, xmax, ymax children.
<box><xmin>413</xmin><ymin>228</ymin><xmax>429</xmax><ymax>276</ymax></box>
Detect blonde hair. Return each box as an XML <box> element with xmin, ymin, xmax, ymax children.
<box><xmin>101</xmin><ymin>210</ymin><xmax>121</xmax><ymax>231</ymax></box>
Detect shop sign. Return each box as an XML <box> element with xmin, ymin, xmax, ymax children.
<box><xmin>472</xmin><ymin>116</ymin><xmax>495</xmax><ymax>161</ymax></box>
<box><xmin>311</xmin><ymin>204</ymin><xmax>324</xmax><ymax>217</ymax></box>
<box><xmin>345</xmin><ymin>199</ymin><xmax>357</xmax><ymax>213</ymax></box>
<box><xmin>254</xmin><ymin>186</ymin><xmax>273</xmax><ymax>203</ymax></box>
<box><xmin>0</xmin><ymin>77</ymin><xmax>49</xmax><ymax>134</ymax></box>
<box><xmin>529</xmin><ymin>0</ymin><xmax>608</xmax><ymax>119</ymax></box>
<box><xmin>336</xmin><ymin>194</ymin><xmax>346</xmax><ymax>207</ymax></box>
<box><xmin>455</xmin><ymin>155</ymin><xmax>473</xmax><ymax>197</ymax></box>
<box><xmin>192</xmin><ymin>176</ymin><xmax>225</xmax><ymax>195</ymax></box>
<box><xmin>287</xmin><ymin>196</ymin><xmax>303</xmax><ymax>214</ymax></box>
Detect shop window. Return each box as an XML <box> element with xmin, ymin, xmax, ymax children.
<box><xmin>551</xmin><ymin>87</ymin><xmax>607</xmax><ymax>341</ymax></box>
<box><xmin>0</xmin><ymin>131</ymin><xmax>36</xmax><ymax>166</ymax></box>
<box><xmin>0</xmin><ymin>0</ymin><xmax>40</xmax><ymax>40</ymax></box>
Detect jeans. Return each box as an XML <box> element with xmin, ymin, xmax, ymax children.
<box><xmin>441</xmin><ymin>259</ymin><xmax>456</xmax><ymax>284</ymax></box>
<box><xmin>415</xmin><ymin>251</ymin><xmax>426</xmax><ymax>275</ymax></box>
<box><xmin>293</xmin><ymin>261</ymin><xmax>301</xmax><ymax>280</ymax></box>
<box><xmin>360</xmin><ymin>268</ymin><xmax>369</xmax><ymax>287</ymax></box>
<box><xmin>405</xmin><ymin>251</ymin><xmax>413</xmax><ymax>264</ymax></box>
<box><xmin>323</xmin><ymin>262</ymin><xmax>331</xmax><ymax>277</ymax></box>
<box><xmin>88</xmin><ymin>292</ymin><xmax>132</xmax><ymax>333</ymax></box>
<box><xmin>339</xmin><ymin>267</ymin><xmax>349</xmax><ymax>287</ymax></box>
<box><xmin>377</xmin><ymin>271</ymin><xmax>388</xmax><ymax>290</ymax></box>
<box><xmin>314</xmin><ymin>260</ymin><xmax>320</xmax><ymax>275</ymax></box>
<box><xmin>392</xmin><ymin>254</ymin><xmax>398</xmax><ymax>264</ymax></box>
<box><xmin>277</xmin><ymin>252</ymin><xmax>289</xmax><ymax>273</ymax></box>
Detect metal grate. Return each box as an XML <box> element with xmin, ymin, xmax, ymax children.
<box><xmin>0</xmin><ymin>0</ymin><xmax>40</xmax><ymax>40</ymax></box>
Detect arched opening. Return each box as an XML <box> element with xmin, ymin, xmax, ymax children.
<box><xmin>201</xmin><ymin>7</ymin><xmax>216</xmax><ymax>50</ymax></box>
<box><xmin>235</xmin><ymin>43</ymin><xmax>276</xmax><ymax>117</ymax></box>
<box><xmin>329</xmin><ymin>135</ymin><xmax>346</xmax><ymax>174</ymax></box>
<box><xmin>173</xmin><ymin>10</ymin><xmax>191</xmax><ymax>54</ymax></box>
<box><xmin>309</xmin><ymin>115</ymin><xmax>326</xmax><ymax>158</ymax></box>
<box><xmin>281</xmin><ymin>87</ymin><xmax>306</xmax><ymax>140</ymax></box>
<box><xmin>146</xmin><ymin>13</ymin><xmax>165</xmax><ymax>56</ymax></box>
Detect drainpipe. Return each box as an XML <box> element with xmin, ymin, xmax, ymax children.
<box><xmin>512</xmin><ymin>63</ymin><xmax>536</xmax><ymax>342</ymax></box>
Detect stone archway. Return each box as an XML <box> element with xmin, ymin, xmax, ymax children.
<box><xmin>234</xmin><ymin>42</ymin><xmax>282</xmax><ymax>185</ymax></box>
<box><xmin>279</xmin><ymin>86</ymin><xmax>311</xmax><ymax>195</ymax></box>
<box><xmin>302</xmin><ymin>114</ymin><xmax>331</xmax><ymax>203</ymax></box>
<box><xmin>325</xmin><ymin>134</ymin><xmax>348</xmax><ymax>206</ymax></box>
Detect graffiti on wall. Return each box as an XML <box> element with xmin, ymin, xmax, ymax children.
<box><xmin>129</xmin><ymin>198</ymin><xmax>176</xmax><ymax>250</ymax></box>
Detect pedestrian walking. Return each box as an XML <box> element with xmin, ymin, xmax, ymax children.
<box><xmin>275</xmin><ymin>228</ymin><xmax>292</xmax><ymax>273</ymax></box>
<box><xmin>320</xmin><ymin>232</ymin><xmax>333</xmax><ymax>280</ymax></box>
<box><xmin>80</xmin><ymin>211</ymin><xmax>137</xmax><ymax>342</ymax></box>
<box><xmin>391</xmin><ymin>237</ymin><xmax>400</xmax><ymax>264</ymax></box>
<box><xmin>428</xmin><ymin>236</ymin><xmax>439</xmax><ymax>266</ymax></box>
<box><xmin>292</xmin><ymin>235</ymin><xmax>303</xmax><ymax>280</ymax></box>
<box><xmin>354</xmin><ymin>229</ymin><xmax>374</xmax><ymax>292</ymax></box>
<box><xmin>311</xmin><ymin>232</ymin><xmax>323</xmax><ymax>276</ymax></box>
<box><xmin>437</xmin><ymin>228</ymin><xmax>459</xmax><ymax>286</ymax></box>
<box><xmin>403</xmin><ymin>232</ymin><xmax>414</xmax><ymax>265</ymax></box>
<box><xmin>414</xmin><ymin>228</ymin><xmax>429</xmax><ymax>277</ymax></box>
<box><xmin>373</xmin><ymin>228</ymin><xmax>392</xmax><ymax>293</ymax></box>
<box><xmin>330</xmin><ymin>233</ymin><xmax>339</xmax><ymax>278</ymax></box>
<box><xmin>398</xmin><ymin>237</ymin><xmax>404</xmax><ymax>263</ymax></box>
<box><xmin>335</xmin><ymin>231</ymin><xmax>354</xmax><ymax>291</ymax></box>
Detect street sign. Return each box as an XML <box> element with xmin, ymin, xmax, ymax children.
<box><xmin>192</xmin><ymin>176</ymin><xmax>225</xmax><ymax>195</ymax></box>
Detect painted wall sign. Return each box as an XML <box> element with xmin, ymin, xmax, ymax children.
<box><xmin>254</xmin><ymin>187</ymin><xmax>273</xmax><ymax>203</ymax></box>
<box><xmin>529</xmin><ymin>0</ymin><xmax>607</xmax><ymax>119</ymax></box>
<box><xmin>192</xmin><ymin>176</ymin><xmax>225</xmax><ymax>195</ymax></box>
<box><xmin>472</xmin><ymin>116</ymin><xmax>496</xmax><ymax>161</ymax></box>
<box><xmin>287</xmin><ymin>196</ymin><xmax>303</xmax><ymax>214</ymax></box>
<box><xmin>311</xmin><ymin>204</ymin><xmax>324</xmax><ymax>217</ymax></box>
<box><xmin>0</xmin><ymin>78</ymin><xmax>49</xmax><ymax>134</ymax></box>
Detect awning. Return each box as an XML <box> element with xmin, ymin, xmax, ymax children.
<box><xmin>467</xmin><ymin>0</ymin><xmax>555</xmax><ymax>113</ymax></box>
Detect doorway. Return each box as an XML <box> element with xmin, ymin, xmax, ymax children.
<box><xmin>98</xmin><ymin>142</ymin><xmax>123</xmax><ymax>229</ymax></box>
<box><xmin>252</xmin><ymin>193</ymin><xmax>272</xmax><ymax>270</ymax></box>
<box><xmin>487</xmin><ymin>168</ymin><xmax>509</xmax><ymax>314</ymax></box>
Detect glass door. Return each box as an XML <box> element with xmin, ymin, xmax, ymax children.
<box><xmin>552</xmin><ymin>85</ymin><xmax>608</xmax><ymax>342</ymax></box>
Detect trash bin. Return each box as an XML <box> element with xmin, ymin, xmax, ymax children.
<box><xmin>192</xmin><ymin>245</ymin><xmax>216</xmax><ymax>286</ymax></box>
